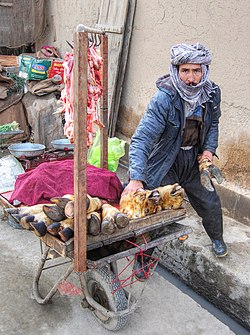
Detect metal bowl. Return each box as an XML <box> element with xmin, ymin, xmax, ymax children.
<box><xmin>0</xmin><ymin>130</ymin><xmax>24</xmax><ymax>145</ymax></box>
<box><xmin>8</xmin><ymin>143</ymin><xmax>45</xmax><ymax>158</ymax></box>
<box><xmin>51</xmin><ymin>139</ymin><xmax>74</xmax><ymax>150</ymax></box>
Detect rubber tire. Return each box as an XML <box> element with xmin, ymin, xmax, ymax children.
<box><xmin>85</xmin><ymin>266</ymin><xmax>128</xmax><ymax>331</ymax></box>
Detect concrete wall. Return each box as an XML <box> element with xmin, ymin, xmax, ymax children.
<box><xmin>39</xmin><ymin>0</ymin><xmax>250</xmax><ymax>191</ymax></box>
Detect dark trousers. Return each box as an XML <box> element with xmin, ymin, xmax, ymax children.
<box><xmin>160</xmin><ymin>146</ymin><xmax>223</xmax><ymax>240</ymax></box>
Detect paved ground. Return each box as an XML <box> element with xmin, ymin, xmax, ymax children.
<box><xmin>0</xmin><ymin>156</ymin><xmax>249</xmax><ymax>334</ymax></box>
<box><xmin>117</xmin><ymin>164</ymin><xmax>250</xmax><ymax>331</ymax></box>
<box><xmin>0</xmin><ymin>214</ymin><xmax>237</xmax><ymax>335</ymax></box>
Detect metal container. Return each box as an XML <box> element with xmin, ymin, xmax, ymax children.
<box><xmin>51</xmin><ymin>139</ymin><xmax>74</xmax><ymax>150</ymax></box>
<box><xmin>0</xmin><ymin>130</ymin><xmax>24</xmax><ymax>145</ymax></box>
<box><xmin>8</xmin><ymin>143</ymin><xmax>45</xmax><ymax>158</ymax></box>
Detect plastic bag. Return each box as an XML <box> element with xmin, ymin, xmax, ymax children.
<box><xmin>87</xmin><ymin>130</ymin><xmax>125</xmax><ymax>172</ymax></box>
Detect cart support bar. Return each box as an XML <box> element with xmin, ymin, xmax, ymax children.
<box><xmin>76</xmin><ymin>24</ymin><xmax>123</xmax><ymax>34</ymax></box>
<box><xmin>73</xmin><ymin>31</ymin><xmax>88</xmax><ymax>272</ymax></box>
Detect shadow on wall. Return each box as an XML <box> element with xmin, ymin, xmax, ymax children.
<box><xmin>116</xmin><ymin>105</ymin><xmax>145</xmax><ymax>139</ymax></box>
<box><xmin>219</xmin><ymin>137</ymin><xmax>250</xmax><ymax>190</ymax></box>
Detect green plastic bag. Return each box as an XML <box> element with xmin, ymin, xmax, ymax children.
<box><xmin>87</xmin><ymin>130</ymin><xmax>125</xmax><ymax>172</ymax></box>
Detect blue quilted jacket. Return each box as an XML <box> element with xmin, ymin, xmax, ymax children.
<box><xmin>129</xmin><ymin>75</ymin><xmax>221</xmax><ymax>189</ymax></box>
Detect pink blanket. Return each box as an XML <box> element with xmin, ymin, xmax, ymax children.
<box><xmin>10</xmin><ymin>160</ymin><xmax>123</xmax><ymax>206</ymax></box>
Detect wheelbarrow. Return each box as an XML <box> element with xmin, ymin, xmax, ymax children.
<box><xmin>31</xmin><ymin>208</ymin><xmax>191</xmax><ymax>331</ymax></box>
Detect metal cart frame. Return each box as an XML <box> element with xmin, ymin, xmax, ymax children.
<box><xmin>29</xmin><ymin>26</ymin><xmax>192</xmax><ymax>331</ymax></box>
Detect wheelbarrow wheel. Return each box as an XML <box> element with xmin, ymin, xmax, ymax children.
<box><xmin>85</xmin><ymin>266</ymin><xmax>128</xmax><ymax>331</ymax></box>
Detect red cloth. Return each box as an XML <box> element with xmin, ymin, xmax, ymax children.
<box><xmin>9</xmin><ymin>160</ymin><xmax>123</xmax><ymax>206</ymax></box>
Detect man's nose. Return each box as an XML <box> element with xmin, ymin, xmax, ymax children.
<box><xmin>187</xmin><ymin>73</ymin><xmax>195</xmax><ymax>83</ymax></box>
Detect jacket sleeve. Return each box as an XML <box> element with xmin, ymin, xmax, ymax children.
<box><xmin>202</xmin><ymin>86</ymin><xmax>221</xmax><ymax>154</ymax></box>
<box><xmin>129</xmin><ymin>91</ymin><xmax>170</xmax><ymax>182</ymax></box>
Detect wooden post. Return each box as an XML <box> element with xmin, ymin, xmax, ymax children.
<box><xmin>100</xmin><ymin>34</ymin><xmax>109</xmax><ymax>169</ymax></box>
<box><xmin>73</xmin><ymin>31</ymin><xmax>88</xmax><ymax>273</ymax></box>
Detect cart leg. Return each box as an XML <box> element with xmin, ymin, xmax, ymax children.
<box><xmin>110</xmin><ymin>260</ymin><xmax>118</xmax><ymax>276</ymax></box>
<box><xmin>32</xmin><ymin>245</ymin><xmax>74</xmax><ymax>305</ymax></box>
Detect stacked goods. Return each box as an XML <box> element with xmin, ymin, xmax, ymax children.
<box><xmin>19</xmin><ymin>54</ymin><xmax>64</xmax><ymax>82</ymax></box>
<box><xmin>4</xmin><ymin>194</ymin><xmax>129</xmax><ymax>242</ymax></box>
<box><xmin>57</xmin><ymin>45</ymin><xmax>103</xmax><ymax>146</ymax></box>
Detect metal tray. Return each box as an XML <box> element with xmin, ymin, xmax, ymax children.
<box><xmin>51</xmin><ymin>139</ymin><xmax>74</xmax><ymax>150</ymax></box>
<box><xmin>0</xmin><ymin>130</ymin><xmax>24</xmax><ymax>145</ymax></box>
<box><xmin>8</xmin><ymin>142</ymin><xmax>45</xmax><ymax>158</ymax></box>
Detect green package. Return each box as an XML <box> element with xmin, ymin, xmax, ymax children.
<box><xmin>19</xmin><ymin>54</ymin><xmax>52</xmax><ymax>80</ymax></box>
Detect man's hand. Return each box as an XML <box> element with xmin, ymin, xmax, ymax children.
<box><xmin>121</xmin><ymin>180</ymin><xmax>144</xmax><ymax>196</ymax></box>
<box><xmin>199</xmin><ymin>158</ymin><xmax>223</xmax><ymax>192</ymax></box>
<box><xmin>197</xmin><ymin>150</ymin><xmax>213</xmax><ymax>164</ymax></box>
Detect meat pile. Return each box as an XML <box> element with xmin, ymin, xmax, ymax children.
<box><xmin>58</xmin><ymin>45</ymin><xmax>103</xmax><ymax>146</ymax></box>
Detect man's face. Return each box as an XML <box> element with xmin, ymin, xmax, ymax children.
<box><xmin>178</xmin><ymin>63</ymin><xmax>202</xmax><ymax>86</ymax></box>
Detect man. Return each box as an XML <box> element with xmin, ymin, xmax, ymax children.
<box><xmin>123</xmin><ymin>43</ymin><xmax>227</xmax><ymax>279</ymax></box>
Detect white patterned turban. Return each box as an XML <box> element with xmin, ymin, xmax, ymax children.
<box><xmin>170</xmin><ymin>43</ymin><xmax>212</xmax><ymax>66</ymax></box>
<box><xmin>169</xmin><ymin>43</ymin><xmax>214</xmax><ymax>113</ymax></box>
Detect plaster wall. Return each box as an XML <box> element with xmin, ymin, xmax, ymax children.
<box><xmin>40</xmin><ymin>0</ymin><xmax>250</xmax><ymax>190</ymax></box>
<box><xmin>117</xmin><ymin>0</ymin><xmax>250</xmax><ymax>190</ymax></box>
<box><xmin>37</xmin><ymin>0</ymin><xmax>101</xmax><ymax>55</ymax></box>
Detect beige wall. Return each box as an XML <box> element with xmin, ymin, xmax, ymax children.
<box><xmin>38</xmin><ymin>0</ymin><xmax>101</xmax><ymax>54</ymax></box>
<box><xmin>117</xmin><ymin>0</ymin><xmax>250</xmax><ymax>190</ymax></box>
<box><xmin>40</xmin><ymin>0</ymin><xmax>250</xmax><ymax>190</ymax></box>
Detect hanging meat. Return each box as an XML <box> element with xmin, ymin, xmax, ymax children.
<box><xmin>58</xmin><ymin>45</ymin><xmax>104</xmax><ymax>146</ymax></box>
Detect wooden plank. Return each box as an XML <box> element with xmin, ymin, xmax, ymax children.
<box><xmin>40</xmin><ymin>233</ymin><xmax>72</xmax><ymax>258</ymax></box>
<box><xmin>87</xmin><ymin>208</ymin><xmax>186</xmax><ymax>245</ymax></box>
<box><xmin>0</xmin><ymin>55</ymin><xmax>18</xmax><ymax>66</ymax></box>
<box><xmin>0</xmin><ymin>3</ymin><xmax>14</xmax><ymax>7</ymax></box>
<box><xmin>39</xmin><ymin>233</ymin><xmax>102</xmax><ymax>259</ymax></box>
<box><xmin>39</xmin><ymin>221</ymin><xmax>192</xmax><ymax>269</ymax></box>
<box><xmin>109</xmin><ymin>0</ymin><xmax>137</xmax><ymax>136</ymax></box>
<box><xmin>73</xmin><ymin>31</ymin><xmax>88</xmax><ymax>273</ymax></box>
<box><xmin>100</xmin><ymin>34</ymin><xmax>109</xmax><ymax>169</ymax></box>
<box><xmin>96</xmin><ymin>0</ymin><xmax>129</xmax><ymax>128</ymax></box>
<box><xmin>38</xmin><ymin>209</ymin><xmax>186</xmax><ymax>259</ymax></box>
<box><xmin>87</xmin><ymin>223</ymin><xmax>192</xmax><ymax>269</ymax></box>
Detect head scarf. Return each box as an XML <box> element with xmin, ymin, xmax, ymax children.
<box><xmin>169</xmin><ymin>43</ymin><xmax>215</xmax><ymax>114</ymax></box>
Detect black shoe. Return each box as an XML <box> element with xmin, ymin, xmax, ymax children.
<box><xmin>133</xmin><ymin>255</ymin><xmax>151</xmax><ymax>281</ymax></box>
<box><xmin>211</xmin><ymin>239</ymin><xmax>228</xmax><ymax>257</ymax></box>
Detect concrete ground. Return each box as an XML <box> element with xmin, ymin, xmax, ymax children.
<box><xmin>0</xmin><ymin>157</ymin><xmax>249</xmax><ymax>334</ymax></box>
<box><xmin>117</xmin><ymin>164</ymin><xmax>250</xmax><ymax>331</ymax></box>
<box><xmin>158</xmin><ymin>210</ymin><xmax>250</xmax><ymax>330</ymax></box>
<box><xmin>0</xmin><ymin>215</ymin><xmax>237</xmax><ymax>335</ymax></box>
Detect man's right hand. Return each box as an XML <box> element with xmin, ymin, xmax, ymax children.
<box><xmin>121</xmin><ymin>180</ymin><xmax>144</xmax><ymax>196</ymax></box>
<box><xmin>199</xmin><ymin>158</ymin><xmax>223</xmax><ymax>192</ymax></box>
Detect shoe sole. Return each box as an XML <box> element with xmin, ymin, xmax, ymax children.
<box><xmin>215</xmin><ymin>250</ymin><xmax>228</xmax><ymax>258</ymax></box>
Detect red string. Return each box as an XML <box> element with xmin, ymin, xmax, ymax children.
<box><xmin>111</xmin><ymin>234</ymin><xmax>160</xmax><ymax>294</ymax></box>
